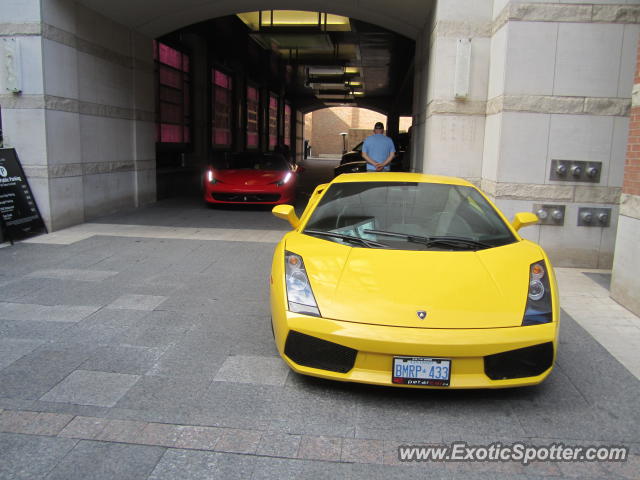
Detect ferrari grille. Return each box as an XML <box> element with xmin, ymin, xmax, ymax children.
<box><xmin>212</xmin><ymin>193</ymin><xmax>280</xmax><ymax>202</ymax></box>
<box><xmin>284</xmin><ymin>331</ymin><xmax>357</xmax><ymax>374</ymax></box>
<box><xmin>484</xmin><ymin>342</ymin><xmax>554</xmax><ymax>380</ymax></box>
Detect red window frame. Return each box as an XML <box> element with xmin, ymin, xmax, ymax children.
<box><xmin>154</xmin><ymin>41</ymin><xmax>191</xmax><ymax>145</ymax></box>
<box><xmin>212</xmin><ymin>69</ymin><xmax>233</xmax><ymax>148</ymax></box>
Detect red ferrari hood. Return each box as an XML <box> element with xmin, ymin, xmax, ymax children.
<box><xmin>215</xmin><ymin>169</ymin><xmax>289</xmax><ymax>186</ymax></box>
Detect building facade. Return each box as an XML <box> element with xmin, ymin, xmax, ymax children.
<box><xmin>611</xmin><ymin>38</ymin><xmax>640</xmax><ymax>316</ymax></box>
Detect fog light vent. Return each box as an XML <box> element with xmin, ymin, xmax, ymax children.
<box><xmin>484</xmin><ymin>342</ymin><xmax>554</xmax><ymax>380</ymax></box>
<box><xmin>284</xmin><ymin>331</ymin><xmax>357</xmax><ymax>373</ymax></box>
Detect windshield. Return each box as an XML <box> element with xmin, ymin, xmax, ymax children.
<box><xmin>303</xmin><ymin>182</ymin><xmax>516</xmax><ymax>251</ymax></box>
<box><xmin>214</xmin><ymin>152</ymin><xmax>290</xmax><ymax>171</ymax></box>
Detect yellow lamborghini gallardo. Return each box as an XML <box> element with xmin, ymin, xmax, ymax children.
<box><xmin>270</xmin><ymin>173</ymin><xmax>559</xmax><ymax>389</ymax></box>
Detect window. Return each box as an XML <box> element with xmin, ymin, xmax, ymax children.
<box><xmin>304</xmin><ymin>182</ymin><xmax>516</xmax><ymax>250</ymax></box>
<box><xmin>154</xmin><ymin>41</ymin><xmax>191</xmax><ymax>145</ymax></box>
<box><xmin>246</xmin><ymin>85</ymin><xmax>259</xmax><ymax>149</ymax></box>
<box><xmin>268</xmin><ymin>94</ymin><xmax>279</xmax><ymax>150</ymax></box>
<box><xmin>212</xmin><ymin>69</ymin><xmax>232</xmax><ymax>148</ymax></box>
<box><xmin>214</xmin><ymin>152</ymin><xmax>290</xmax><ymax>171</ymax></box>
<box><xmin>283</xmin><ymin>103</ymin><xmax>292</xmax><ymax>147</ymax></box>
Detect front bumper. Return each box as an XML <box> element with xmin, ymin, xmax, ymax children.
<box><xmin>273</xmin><ymin>312</ymin><xmax>558</xmax><ymax>389</ymax></box>
<box><xmin>203</xmin><ymin>182</ymin><xmax>294</xmax><ymax>205</ymax></box>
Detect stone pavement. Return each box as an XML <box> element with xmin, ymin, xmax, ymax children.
<box><xmin>555</xmin><ymin>268</ymin><xmax>640</xmax><ymax>380</ymax></box>
<box><xmin>0</xmin><ymin>167</ymin><xmax>638</xmax><ymax>479</ymax></box>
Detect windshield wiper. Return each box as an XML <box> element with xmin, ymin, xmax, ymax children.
<box><xmin>423</xmin><ymin>236</ymin><xmax>493</xmax><ymax>250</ymax></box>
<box><xmin>304</xmin><ymin>229</ymin><xmax>389</xmax><ymax>248</ymax></box>
<box><xmin>363</xmin><ymin>229</ymin><xmax>492</xmax><ymax>250</ymax></box>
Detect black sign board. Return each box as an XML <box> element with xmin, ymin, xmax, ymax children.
<box><xmin>0</xmin><ymin>148</ymin><xmax>47</xmax><ymax>242</ymax></box>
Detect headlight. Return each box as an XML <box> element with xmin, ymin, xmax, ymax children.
<box><xmin>285</xmin><ymin>251</ymin><xmax>320</xmax><ymax>317</ymax></box>
<box><xmin>528</xmin><ymin>280</ymin><xmax>545</xmax><ymax>301</ymax></box>
<box><xmin>275</xmin><ymin>172</ymin><xmax>292</xmax><ymax>186</ymax></box>
<box><xmin>522</xmin><ymin>260</ymin><xmax>553</xmax><ymax>326</ymax></box>
<box><xmin>207</xmin><ymin>170</ymin><xmax>218</xmax><ymax>184</ymax></box>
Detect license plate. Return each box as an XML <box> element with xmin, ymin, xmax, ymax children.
<box><xmin>392</xmin><ymin>357</ymin><xmax>451</xmax><ymax>386</ymax></box>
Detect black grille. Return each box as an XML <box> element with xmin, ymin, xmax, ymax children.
<box><xmin>484</xmin><ymin>342</ymin><xmax>554</xmax><ymax>380</ymax></box>
<box><xmin>212</xmin><ymin>192</ymin><xmax>280</xmax><ymax>202</ymax></box>
<box><xmin>284</xmin><ymin>331</ymin><xmax>357</xmax><ymax>373</ymax></box>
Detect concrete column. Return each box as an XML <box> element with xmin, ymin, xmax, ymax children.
<box><xmin>41</xmin><ymin>0</ymin><xmax>84</xmax><ymax>229</ymax></box>
<box><xmin>611</xmin><ymin>37</ymin><xmax>640</xmax><ymax>316</ymax></box>
<box><xmin>131</xmin><ymin>31</ymin><xmax>156</xmax><ymax>207</ymax></box>
<box><xmin>0</xmin><ymin>0</ymin><xmax>51</xmax><ymax>228</ymax></box>
<box><xmin>1</xmin><ymin>0</ymin><xmax>157</xmax><ymax>230</ymax></box>
<box><xmin>182</xmin><ymin>33</ymin><xmax>208</xmax><ymax>169</ymax></box>
<box><xmin>410</xmin><ymin>20</ymin><xmax>428</xmax><ymax>173</ymax></box>
<box><xmin>414</xmin><ymin>0</ymin><xmax>493</xmax><ymax>181</ymax></box>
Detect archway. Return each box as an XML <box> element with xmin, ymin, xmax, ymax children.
<box><xmin>149</xmin><ymin>9</ymin><xmax>417</xmax><ymax>198</ymax></box>
<box><xmin>74</xmin><ymin>0</ymin><xmax>434</xmax><ymax>40</ymax></box>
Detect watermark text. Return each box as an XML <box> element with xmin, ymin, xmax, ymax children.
<box><xmin>398</xmin><ymin>442</ymin><xmax>629</xmax><ymax>465</ymax></box>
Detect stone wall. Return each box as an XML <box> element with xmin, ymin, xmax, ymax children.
<box><xmin>0</xmin><ymin>0</ymin><xmax>51</xmax><ymax>227</ymax></box>
<box><xmin>415</xmin><ymin>0</ymin><xmax>640</xmax><ymax>268</ymax></box>
<box><xmin>418</xmin><ymin>0</ymin><xmax>492</xmax><ymax>181</ymax></box>
<box><xmin>0</xmin><ymin>0</ymin><xmax>155</xmax><ymax>230</ymax></box>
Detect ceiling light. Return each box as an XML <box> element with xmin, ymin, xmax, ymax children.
<box><xmin>308</xmin><ymin>67</ymin><xmax>344</xmax><ymax>75</ymax></box>
<box><xmin>237</xmin><ymin>11</ymin><xmax>350</xmax><ymax>31</ymax></box>
<box><xmin>310</xmin><ymin>83</ymin><xmax>347</xmax><ymax>89</ymax></box>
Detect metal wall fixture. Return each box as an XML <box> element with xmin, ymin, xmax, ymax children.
<box><xmin>2</xmin><ymin>38</ymin><xmax>22</xmax><ymax>94</ymax></box>
<box><xmin>577</xmin><ymin>207</ymin><xmax>611</xmax><ymax>227</ymax></box>
<box><xmin>550</xmin><ymin>160</ymin><xmax>601</xmax><ymax>183</ymax></box>
<box><xmin>533</xmin><ymin>204</ymin><xmax>565</xmax><ymax>226</ymax></box>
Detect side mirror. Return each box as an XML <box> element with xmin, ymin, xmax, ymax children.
<box><xmin>512</xmin><ymin>212</ymin><xmax>538</xmax><ymax>231</ymax></box>
<box><xmin>295</xmin><ymin>165</ymin><xmax>305</xmax><ymax>174</ymax></box>
<box><xmin>272</xmin><ymin>204</ymin><xmax>300</xmax><ymax>229</ymax></box>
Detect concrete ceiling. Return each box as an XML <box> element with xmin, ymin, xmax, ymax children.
<box><xmin>73</xmin><ymin>0</ymin><xmax>434</xmax><ymax>40</ymax></box>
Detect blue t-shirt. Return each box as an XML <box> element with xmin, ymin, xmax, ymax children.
<box><xmin>363</xmin><ymin>134</ymin><xmax>395</xmax><ymax>171</ymax></box>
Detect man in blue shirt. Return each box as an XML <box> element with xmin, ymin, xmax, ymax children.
<box><xmin>362</xmin><ymin>122</ymin><xmax>396</xmax><ymax>172</ymax></box>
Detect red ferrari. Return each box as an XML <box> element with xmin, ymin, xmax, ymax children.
<box><xmin>203</xmin><ymin>152</ymin><xmax>298</xmax><ymax>205</ymax></box>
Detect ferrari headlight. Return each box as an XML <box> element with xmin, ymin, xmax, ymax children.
<box><xmin>522</xmin><ymin>261</ymin><xmax>553</xmax><ymax>326</ymax></box>
<box><xmin>275</xmin><ymin>172</ymin><xmax>292</xmax><ymax>186</ymax></box>
<box><xmin>285</xmin><ymin>251</ymin><xmax>320</xmax><ymax>317</ymax></box>
<box><xmin>207</xmin><ymin>169</ymin><xmax>218</xmax><ymax>184</ymax></box>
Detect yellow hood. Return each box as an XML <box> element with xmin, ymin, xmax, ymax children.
<box><xmin>285</xmin><ymin>233</ymin><xmax>545</xmax><ymax>329</ymax></box>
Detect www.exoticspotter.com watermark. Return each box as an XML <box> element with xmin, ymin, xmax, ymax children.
<box><xmin>398</xmin><ymin>442</ymin><xmax>629</xmax><ymax>465</ymax></box>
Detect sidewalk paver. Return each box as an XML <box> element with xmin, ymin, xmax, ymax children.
<box><xmin>40</xmin><ymin>370</ymin><xmax>140</xmax><ymax>407</ymax></box>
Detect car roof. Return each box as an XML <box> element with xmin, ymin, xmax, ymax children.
<box><xmin>331</xmin><ymin>172</ymin><xmax>475</xmax><ymax>187</ymax></box>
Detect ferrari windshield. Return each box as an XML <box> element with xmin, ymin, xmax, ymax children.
<box><xmin>303</xmin><ymin>181</ymin><xmax>516</xmax><ymax>250</ymax></box>
<box><xmin>214</xmin><ymin>152</ymin><xmax>290</xmax><ymax>171</ymax></box>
